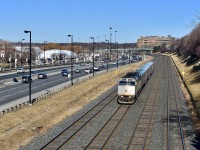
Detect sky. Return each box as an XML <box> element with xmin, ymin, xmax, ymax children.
<box><xmin>0</xmin><ymin>0</ymin><xmax>199</xmax><ymax>43</ymax></box>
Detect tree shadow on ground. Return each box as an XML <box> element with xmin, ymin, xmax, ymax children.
<box><xmin>185</xmin><ymin>55</ymin><xmax>199</xmax><ymax>67</ymax></box>
<box><xmin>160</xmin><ymin>110</ymin><xmax>200</xmax><ymax>149</ymax></box>
<box><xmin>160</xmin><ymin>110</ymin><xmax>193</xmax><ymax>138</ymax></box>
<box><xmin>190</xmin><ymin>70</ymin><xmax>200</xmax><ymax>84</ymax></box>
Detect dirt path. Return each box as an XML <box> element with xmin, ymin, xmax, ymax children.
<box><xmin>0</xmin><ymin>58</ymin><xmax>152</xmax><ymax>150</ymax></box>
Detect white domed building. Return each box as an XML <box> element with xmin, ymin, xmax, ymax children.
<box><xmin>36</xmin><ymin>49</ymin><xmax>78</xmax><ymax>65</ymax></box>
<box><xmin>39</xmin><ymin>49</ymin><xmax>77</xmax><ymax>60</ymax></box>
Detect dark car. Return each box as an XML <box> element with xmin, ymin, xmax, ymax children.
<box><xmin>31</xmin><ymin>70</ymin><xmax>38</xmax><ymax>74</ymax></box>
<box><xmin>61</xmin><ymin>69</ymin><xmax>68</xmax><ymax>76</ymax></box>
<box><xmin>38</xmin><ymin>73</ymin><xmax>48</xmax><ymax>79</ymax></box>
<box><xmin>99</xmin><ymin>64</ymin><xmax>106</xmax><ymax>68</ymax></box>
<box><xmin>21</xmin><ymin>75</ymin><xmax>32</xmax><ymax>83</ymax></box>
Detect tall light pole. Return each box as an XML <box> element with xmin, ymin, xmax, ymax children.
<box><xmin>115</xmin><ymin>30</ymin><xmax>117</xmax><ymax>68</ymax></box>
<box><xmin>106</xmin><ymin>39</ymin><xmax>109</xmax><ymax>72</ymax></box>
<box><xmin>109</xmin><ymin>27</ymin><xmax>112</xmax><ymax>61</ymax></box>
<box><xmin>129</xmin><ymin>45</ymin><xmax>130</xmax><ymax>65</ymax></box>
<box><xmin>20</xmin><ymin>39</ymin><xmax>25</xmax><ymax>67</ymax></box>
<box><xmin>90</xmin><ymin>37</ymin><xmax>95</xmax><ymax>76</ymax></box>
<box><xmin>123</xmin><ymin>44</ymin><xmax>126</xmax><ymax>66</ymax></box>
<box><xmin>116</xmin><ymin>42</ymin><xmax>119</xmax><ymax>69</ymax></box>
<box><xmin>24</xmin><ymin>30</ymin><xmax>32</xmax><ymax>104</ymax></box>
<box><xmin>68</xmin><ymin>35</ymin><xmax>74</xmax><ymax>85</ymax></box>
<box><xmin>60</xmin><ymin>43</ymin><xmax>63</xmax><ymax>65</ymax></box>
<box><xmin>43</xmin><ymin>41</ymin><xmax>47</xmax><ymax>65</ymax></box>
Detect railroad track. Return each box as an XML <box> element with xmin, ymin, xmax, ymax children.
<box><xmin>84</xmin><ymin>105</ymin><xmax>131</xmax><ymax>149</ymax></box>
<box><xmin>167</xmin><ymin>57</ymin><xmax>186</xmax><ymax>150</ymax></box>
<box><xmin>125</xmin><ymin>56</ymin><xmax>164</xmax><ymax>149</ymax></box>
<box><xmin>40</xmin><ymin>88</ymin><xmax>118</xmax><ymax>150</ymax></box>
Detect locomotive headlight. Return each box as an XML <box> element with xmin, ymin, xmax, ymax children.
<box><xmin>129</xmin><ymin>96</ymin><xmax>132</xmax><ymax>98</ymax></box>
<box><xmin>121</xmin><ymin>96</ymin><xmax>123</xmax><ymax>98</ymax></box>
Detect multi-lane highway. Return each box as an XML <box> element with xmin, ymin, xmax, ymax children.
<box><xmin>0</xmin><ymin>61</ymin><xmax>130</xmax><ymax>107</ymax></box>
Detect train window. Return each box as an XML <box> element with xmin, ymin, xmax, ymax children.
<box><xmin>119</xmin><ymin>81</ymin><xmax>127</xmax><ymax>85</ymax></box>
<box><xmin>128</xmin><ymin>82</ymin><xmax>135</xmax><ymax>86</ymax></box>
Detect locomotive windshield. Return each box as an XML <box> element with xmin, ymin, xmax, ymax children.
<box><xmin>119</xmin><ymin>81</ymin><xmax>135</xmax><ymax>86</ymax></box>
<box><xmin>128</xmin><ymin>82</ymin><xmax>135</xmax><ymax>85</ymax></box>
<box><xmin>119</xmin><ymin>81</ymin><xmax>127</xmax><ymax>85</ymax></box>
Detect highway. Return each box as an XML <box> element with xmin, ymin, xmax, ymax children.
<box><xmin>0</xmin><ymin>61</ymin><xmax>128</xmax><ymax>106</ymax></box>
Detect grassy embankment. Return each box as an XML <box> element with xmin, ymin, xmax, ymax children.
<box><xmin>171</xmin><ymin>54</ymin><xmax>200</xmax><ymax>131</ymax></box>
<box><xmin>171</xmin><ymin>55</ymin><xmax>200</xmax><ymax>109</ymax></box>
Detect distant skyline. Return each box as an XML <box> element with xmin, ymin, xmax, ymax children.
<box><xmin>0</xmin><ymin>0</ymin><xmax>199</xmax><ymax>43</ymax></box>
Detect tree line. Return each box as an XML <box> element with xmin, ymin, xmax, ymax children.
<box><xmin>169</xmin><ymin>14</ymin><xmax>200</xmax><ymax>57</ymax></box>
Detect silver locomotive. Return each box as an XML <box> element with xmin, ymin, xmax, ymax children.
<box><xmin>117</xmin><ymin>62</ymin><xmax>154</xmax><ymax>104</ymax></box>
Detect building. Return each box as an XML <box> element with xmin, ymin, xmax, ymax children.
<box><xmin>137</xmin><ymin>35</ymin><xmax>175</xmax><ymax>48</ymax></box>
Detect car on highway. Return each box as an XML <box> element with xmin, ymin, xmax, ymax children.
<box><xmin>38</xmin><ymin>73</ymin><xmax>48</xmax><ymax>79</ymax></box>
<box><xmin>75</xmin><ymin>68</ymin><xmax>81</xmax><ymax>73</ymax></box>
<box><xmin>21</xmin><ymin>75</ymin><xmax>32</xmax><ymax>83</ymax></box>
<box><xmin>31</xmin><ymin>70</ymin><xmax>38</xmax><ymax>74</ymax></box>
<box><xmin>85</xmin><ymin>68</ymin><xmax>92</xmax><ymax>74</ymax></box>
<box><xmin>112</xmin><ymin>62</ymin><xmax>117</xmax><ymax>65</ymax></box>
<box><xmin>99</xmin><ymin>64</ymin><xmax>106</xmax><ymax>68</ymax></box>
<box><xmin>17</xmin><ymin>68</ymin><xmax>25</xmax><ymax>73</ymax></box>
<box><xmin>94</xmin><ymin>66</ymin><xmax>100</xmax><ymax>71</ymax></box>
<box><xmin>61</xmin><ymin>69</ymin><xmax>68</xmax><ymax>76</ymax></box>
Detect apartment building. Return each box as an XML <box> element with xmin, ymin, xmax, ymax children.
<box><xmin>137</xmin><ymin>35</ymin><xmax>175</xmax><ymax>48</ymax></box>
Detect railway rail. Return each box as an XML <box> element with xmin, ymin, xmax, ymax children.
<box><xmin>167</xmin><ymin>58</ymin><xmax>186</xmax><ymax>150</ymax></box>
<box><xmin>41</xmin><ymin>88</ymin><xmax>118</xmax><ymax>149</ymax></box>
<box><xmin>126</xmin><ymin>56</ymin><xmax>163</xmax><ymax>149</ymax></box>
<box><xmin>84</xmin><ymin>105</ymin><xmax>131</xmax><ymax>149</ymax></box>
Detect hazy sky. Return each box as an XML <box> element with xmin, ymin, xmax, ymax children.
<box><xmin>0</xmin><ymin>0</ymin><xmax>199</xmax><ymax>43</ymax></box>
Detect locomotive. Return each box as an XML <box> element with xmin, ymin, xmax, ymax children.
<box><xmin>117</xmin><ymin>61</ymin><xmax>154</xmax><ymax>104</ymax></box>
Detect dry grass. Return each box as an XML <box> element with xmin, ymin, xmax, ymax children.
<box><xmin>171</xmin><ymin>54</ymin><xmax>200</xmax><ymax>131</ymax></box>
<box><xmin>0</xmin><ymin>58</ymin><xmax>152</xmax><ymax>150</ymax></box>
<box><xmin>171</xmin><ymin>55</ymin><xmax>200</xmax><ymax>105</ymax></box>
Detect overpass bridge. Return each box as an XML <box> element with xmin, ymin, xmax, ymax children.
<box><xmin>97</xmin><ymin>47</ymin><xmax>153</xmax><ymax>53</ymax></box>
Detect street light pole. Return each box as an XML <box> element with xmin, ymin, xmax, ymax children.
<box><xmin>90</xmin><ymin>37</ymin><xmax>95</xmax><ymax>76</ymax></box>
<box><xmin>123</xmin><ymin>44</ymin><xmax>125</xmax><ymax>66</ymax></box>
<box><xmin>106</xmin><ymin>39</ymin><xmax>109</xmax><ymax>72</ymax></box>
<box><xmin>116</xmin><ymin>42</ymin><xmax>118</xmax><ymax>69</ymax></box>
<box><xmin>115</xmin><ymin>30</ymin><xmax>117</xmax><ymax>68</ymax></box>
<box><xmin>60</xmin><ymin>43</ymin><xmax>63</xmax><ymax>65</ymax></box>
<box><xmin>109</xmin><ymin>27</ymin><xmax>112</xmax><ymax>61</ymax></box>
<box><xmin>20</xmin><ymin>39</ymin><xmax>25</xmax><ymax>67</ymax></box>
<box><xmin>24</xmin><ymin>30</ymin><xmax>32</xmax><ymax>104</ymax></box>
<box><xmin>129</xmin><ymin>45</ymin><xmax>130</xmax><ymax>65</ymax></box>
<box><xmin>43</xmin><ymin>41</ymin><xmax>47</xmax><ymax>65</ymax></box>
<box><xmin>68</xmin><ymin>35</ymin><xmax>73</xmax><ymax>85</ymax></box>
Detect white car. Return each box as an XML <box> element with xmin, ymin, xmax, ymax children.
<box><xmin>75</xmin><ymin>68</ymin><xmax>81</xmax><ymax>73</ymax></box>
<box><xmin>17</xmin><ymin>68</ymin><xmax>25</xmax><ymax>73</ymax></box>
<box><xmin>85</xmin><ymin>68</ymin><xmax>92</xmax><ymax>73</ymax></box>
<box><xmin>94</xmin><ymin>66</ymin><xmax>100</xmax><ymax>71</ymax></box>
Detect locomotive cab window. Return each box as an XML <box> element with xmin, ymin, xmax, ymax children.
<box><xmin>119</xmin><ymin>81</ymin><xmax>127</xmax><ymax>85</ymax></box>
<box><xmin>128</xmin><ymin>82</ymin><xmax>135</xmax><ymax>86</ymax></box>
